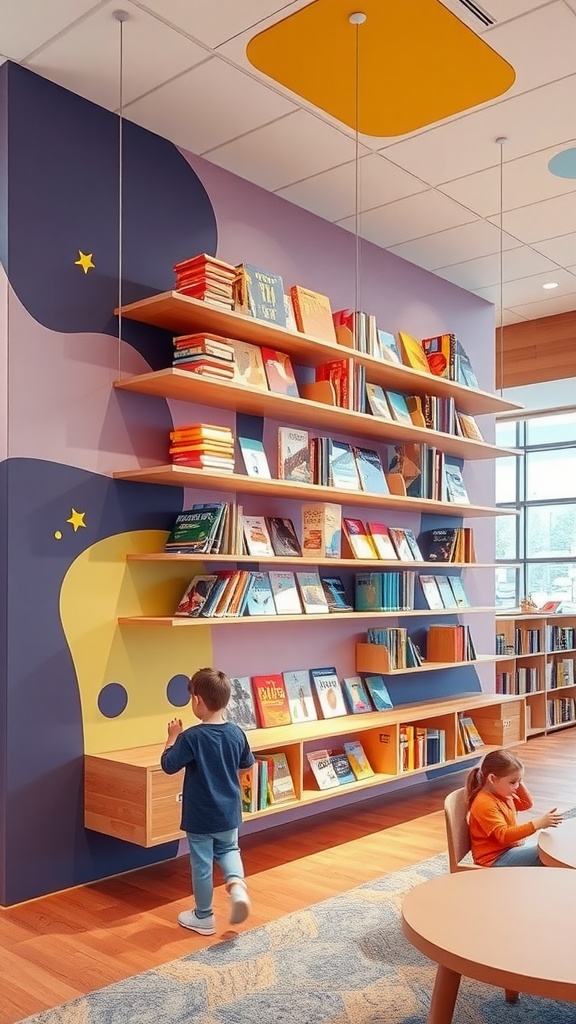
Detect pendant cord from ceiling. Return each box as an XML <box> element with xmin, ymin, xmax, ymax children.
<box><xmin>350</xmin><ymin>13</ymin><xmax>366</xmax><ymax>316</ymax></box>
<box><xmin>496</xmin><ymin>136</ymin><xmax>507</xmax><ymax>396</ymax></box>
<box><xmin>114</xmin><ymin>10</ymin><xmax>128</xmax><ymax>376</ymax></box>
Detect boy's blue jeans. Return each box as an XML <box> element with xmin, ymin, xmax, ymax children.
<box><xmin>186</xmin><ymin>828</ymin><xmax>244</xmax><ymax>919</ymax></box>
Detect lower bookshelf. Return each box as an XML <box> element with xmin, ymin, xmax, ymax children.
<box><xmin>84</xmin><ymin>691</ymin><xmax>524</xmax><ymax>847</ymax></box>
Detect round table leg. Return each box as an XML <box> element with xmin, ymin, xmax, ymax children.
<box><xmin>427</xmin><ymin>964</ymin><xmax>461</xmax><ymax>1024</ymax></box>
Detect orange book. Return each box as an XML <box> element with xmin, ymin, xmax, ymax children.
<box><xmin>251</xmin><ymin>674</ymin><xmax>291</xmax><ymax>728</ymax></box>
<box><xmin>290</xmin><ymin>285</ymin><xmax>337</xmax><ymax>343</ymax></box>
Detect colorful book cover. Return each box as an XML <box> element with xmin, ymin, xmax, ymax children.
<box><xmin>277</xmin><ymin>427</ymin><xmax>311</xmax><ymax>483</ymax></box>
<box><xmin>365</xmin><ymin>382</ymin><xmax>394</xmax><ymax>421</ymax></box>
<box><xmin>251</xmin><ymin>673</ymin><xmax>292</xmax><ymax>728</ymax></box>
<box><xmin>244</xmin><ymin>572</ymin><xmax>277</xmax><ymax>616</ymax></box>
<box><xmin>353</xmin><ymin>447</ymin><xmax>389</xmax><ymax>495</ymax></box>
<box><xmin>329</xmin><ymin>751</ymin><xmax>357</xmax><ymax>785</ymax></box>
<box><xmin>329</xmin><ymin>440</ymin><xmax>361</xmax><ymax>490</ymax></box>
<box><xmin>343</xmin><ymin>740</ymin><xmax>375</xmax><ymax>780</ymax></box>
<box><xmin>282</xmin><ymin>669</ymin><xmax>318</xmax><ymax>724</ymax></box>
<box><xmin>226</xmin><ymin>676</ymin><xmax>258</xmax><ymax>731</ymax></box>
<box><xmin>268</xmin><ymin>570</ymin><xmax>302</xmax><ymax>614</ymax></box>
<box><xmin>267</xmin><ymin>752</ymin><xmax>297</xmax><ymax>803</ymax></box>
<box><xmin>310</xmin><ymin>667</ymin><xmax>347</xmax><ymax>719</ymax></box>
<box><xmin>355</xmin><ymin>573</ymin><xmax>383</xmax><ymax>611</ymax></box>
<box><xmin>402</xmin><ymin>529</ymin><xmax>424</xmax><ymax>561</ymax></box>
<box><xmin>266</xmin><ymin>517</ymin><xmax>302</xmax><ymax>557</ymax></box>
<box><xmin>398</xmin><ymin>330</ymin><xmax>431</xmax><ymax>374</ymax></box>
<box><xmin>447</xmin><ymin>575</ymin><xmax>470</xmax><ymax>607</ymax></box>
<box><xmin>366</xmin><ymin>523</ymin><xmax>399</xmax><ymax>561</ymax></box>
<box><xmin>419</xmin><ymin>575</ymin><xmax>445</xmax><ymax>610</ymax></box>
<box><xmin>424</xmin><ymin>528</ymin><xmax>459</xmax><ymax>562</ymax></box>
<box><xmin>444</xmin><ymin>464</ymin><xmax>470</xmax><ymax>504</ymax></box>
<box><xmin>363</xmin><ymin>675</ymin><xmax>393</xmax><ymax>711</ymax></box>
<box><xmin>165</xmin><ymin>504</ymin><xmax>224</xmax><ymax>552</ymax></box>
<box><xmin>320</xmin><ymin>576</ymin><xmax>353</xmax><ymax>612</ymax></box>
<box><xmin>301</xmin><ymin>503</ymin><xmax>342</xmax><ymax>559</ymax></box>
<box><xmin>434</xmin><ymin>574</ymin><xmax>458</xmax><ymax>608</ymax></box>
<box><xmin>174</xmin><ymin>575</ymin><xmax>218</xmax><ymax>617</ymax></box>
<box><xmin>261</xmin><ymin>347</ymin><xmax>299</xmax><ymax>397</ymax></box>
<box><xmin>234</xmin><ymin>263</ymin><xmax>287</xmax><ymax>326</ymax></box>
<box><xmin>385</xmin><ymin>391</ymin><xmax>413</xmax><ymax>426</ymax></box>
<box><xmin>388</xmin><ymin>527</ymin><xmax>416</xmax><ymax>562</ymax></box>
<box><xmin>228</xmin><ymin>339</ymin><xmax>268</xmax><ymax>389</ymax></box>
<box><xmin>242</xmin><ymin>515</ymin><xmax>275</xmax><ymax>557</ymax></box>
<box><xmin>290</xmin><ymin>285</ymin><xmax>337</xmax><ymax>343</ymax></box>
<box><xmin>306</xmin><ymin>749</ymin><xmax>340</xmax><ymax>790</ymax></box>
<box><xmin>376</xmin><ymin>330</ymin><xmax>402</xmax><ymax>364</ymax></box>
<box><xmin>343</xmin><ymin>518</ymin><xmax>377</xmax><ymax>559</ymax></box>
<box><xmin>239</xmin><ymin>763</ymin><xmax>258</xmax><ymax>813</ymax></box>
<box><xmin>296</xmin><ymin>571</ymin><xmax>330</xmax><ymax>614</ymax></box>
<box><xmin>238</xmin><ymin>436</ymin><xmax>272</xmax><ymax>478</ymax></box>
<box><xmin>342</xmin><ymin>676</ymin><xmax>374</xmax><ymax>714</ymax></box>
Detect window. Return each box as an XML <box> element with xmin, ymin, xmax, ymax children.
<box><xmin>495</xmin><ymin>411</ymin><xmax>576</xmax><ymax>609</ymax></box>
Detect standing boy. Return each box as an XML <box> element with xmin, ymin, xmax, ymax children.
<box><xmin>161</xmin><ymin>667</ymin><xmax>255</xmax><ymax>935</ymax></box>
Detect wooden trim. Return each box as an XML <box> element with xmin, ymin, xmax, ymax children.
<box><xmin>497</xmin><ymin>310</ymin><xmax>576</xmax><ymax>389</ymax></box>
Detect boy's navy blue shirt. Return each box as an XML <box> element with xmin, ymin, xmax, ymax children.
<box><xmin>161</xmin><ymin>722</ymin><xmax>254</xmax><ymax>833</ymax></box>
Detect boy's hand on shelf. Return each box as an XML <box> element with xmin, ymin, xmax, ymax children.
<box><xmin>167</xmin><ymin>718</ymin><xmax>183</xmax><ymax>741</ymax></box>
<box><xmin>536</xmin><ymin>807</ymin><xmax>563</xmax><ymax>830</ymax></box>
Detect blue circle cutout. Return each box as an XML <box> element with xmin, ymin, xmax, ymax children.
<box><xmin>548</xmin><ymin>148</ymin><xmax>576</xmax><ymax>179</ymax></box>
<box><xmin>98</xmin><ymin>682</ymin><xmax>128</xmax><ymax>718</ymax></box>
<box><xmin>167</xmin><ymin>674</ymin><xmax>191</xmax><ymax>708</ymax></box>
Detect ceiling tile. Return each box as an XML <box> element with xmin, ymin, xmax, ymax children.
<box><xmin>125</xmin><ymin>55</ymin><xmax>296</xmax><ymax>154</ymax></box>
<box><xmin>387</xmin><ymin>219</ymin><xmax>520</xmax><ymax>272</ymax></box>
<box><xmin>508</xmin><ymin>291</ymin><xmax>576</xmax><ymax>318</ymax></box>
<box><xmin>438</xmin><ymin>142</ymin><xmax>576</xmax><ymax>218</ymax></box>
<box><xmin>137</xmin><ymin>0</ymin><xmax>307</xmax><ymax>49</ymax></box>
<box><xmin>473</xmin><ymin>268</ymin><xmax>576</xmax><ymax>306</ymax></box>
<box><xmin>434</xmin><ymin>246</ymin><xmax>558</xmax><ymax>290</ymax></box>
<box><xmin>380</xmin><ymin>75</ymin><xmax>576</xmax><ymax>185</ymax></box>
<box><xmin>203</xmin><ymin>109</ymin><xmax>369</xmax><ymax>192</ymax></box>
<box><xmin>275</xmin><ymin>154</ymin><xmax>427</xmax><ymax>222</ymax></box>
<box><xmin>568</xmin><ymin>264</ymin><xmax>576</xmax><ymax>275</ymax></box>
<box><xmin>482</xmin><ymin>2</ymin><xmax>576</xmax><ymax>95</ymax></box>
<box><xmin>0</xmin><ymin>0</ymin><xmax>101</xmax><ymax>60</ymax></box>
<box><xmin>337</xmin><ymin>191</ymin><xmax>477</xmax><ymax>250</ymax></box>
<box><xmin>24</xmin><ymin>0</ymin><xmax>211</xmax><ymax>109</ymax></box>
<box><xmin>485</xmin><ymin>1</ymin><xmax>560</xmax><ymax>19</ymax></box>
<box><xmin>487</xmin><ymin>192</ymin><xmax>576</xmax><ymax>243</ymax></box>
<box><xmin>501</xmin><ymin>308</ymin><xmax>528</xmax><ymax>325</ymax></box>
<box><xmin>531</xmin><ymin>232</ymin><xmax>576</xmax><ymax>265</ymax></box>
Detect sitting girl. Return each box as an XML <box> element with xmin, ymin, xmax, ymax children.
<box><xmin>467</xmin><ymin>748</ymin><xmax>562</xmax><ymax>866</ymax></box>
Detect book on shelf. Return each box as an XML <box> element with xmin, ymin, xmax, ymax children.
<box><xmin>307</xmin><ymin>749</ymin><xmax>340</xmax><ymax>790</ymax></box>
<box><xmin>427</xmin><ymin>624</ymin><xmax>476</xmax><ymax>662</ymax></box>
<box><xmin>388</xmin><ymin>527</ymin><xmax>416</xmax><ymax>562</ymax></box>
<box><xmin>172</xmin><ymin>333</ymin><xmax>235</xmax><ymax>361</ymax></box>
<box><xmin>172</xmin><ymin>354</ymin><xmax>235</xmax><ymax>380</ymax></box>
<box><xmin>251</xmin><ymin>673</ymin><xmax>292</xmax><ymax>728</ymax></box>
<box><xmin>301</xmin><ymin>503</ymin><xmax>342</xmax><ymax>559</ymax></box>
<box><xmin>376</xmin><ymin>330</ymin><xmax>402</xmax><ymax>364</ymax></box>
<box><xmin>173</xmin><ymin>253</ymin><xmax>236</xmax><ymax>307</ymax></box>
<box><xmin>385</xmin><ymin>391</ymin><xmax>414</xmax><ymax>427</ymax></box>
<box><xmin>242</xmin><ymin>515</ymin><xmax>275</xmax><ymax>557</ymax></box>
<box><xmin>226</xmin><ymin>676</ymin><xmax>258</xmax><ymax>731</ymax></box>
<box><xmin>456</xmin><ymin>411</ymin><xmax>483</xmax><ymax>441</ymax></box>
<box><xmin>310</xmin><ymin>666</ymin><xmax>347</xmax><ymax>719</ymax></box>
<box><xmin>261</xmin><ymin>347</ymin><xmax>299</xmax><ymax>397</ymax></box>
<box><xmin>342</xmin><ymin>518</ymin><xmax>377</xmax><ymax>559</ymax></box>
<box><xmin>329</xmin><ymin>750</ymin><xmax>357</xmax><ymax>785</ymax></box>
<box><xmin>342</xmin><ymin>675</ymin><xmax>373</xmax><ymax>714</ymax></box>
<box><xmin>366</xmin><ymin>523</ymin><xmax>399</xmax><ymax>561</ymax></box>
<box><xmin>266</xmin><ymin>517</ymin><xmax>302</xmax><ymax>558</ymax></box>
<box><xmin>329</xmin><ymin>440</ymin><xmax>361</xmax><ymax>490</ymax></box>
<box><xmin>398</xmin><ymin>330</ymin><xmax>431</xmax><ymax>374</ymax></box>
<box><xmin>387</xmin><ymin>443</ymin><xmax>425</xmax><ymax>498</ymax></box>
<box><xmin>277</xmin><ymin>427</ymin><xmax>311</xmax><ymax>483</ymax></box>
<box><xmin>399</xmin><ymin>725</ymin><xmax>414</xmax><ymax>772</ymax></box>
<box><xmin>363</xmin><ymin>675</ymin><xmax>393</xmax><ymax>711</ymax></box>
<box><xmin>315</xmin><ymin>357</ymin><xmax>354</xmax><ymax>410</ymax></box>
<box><xmin>320</xmin><ymin>576</ymin><xmax>353</xmax><ymax>612</ymax></box>
<box><xmin>237</xmin><ymin>436</ymin><xmax>272</xmax><ymax>478</ymax></box>
<box><xmin>164</xmin><ymin>503</ymin><xmax>225</xmax><ymax>553</ymax></box>
<box><xmin>244</xmin><ymin>572</ymin><xmax>277</xmax><ymax>616</ymax></box>
<box><xmin>268</xmin><ymin>570</ymin><xmax>303</xmax><ymax>614</ymax></box>
<box><xmin>447</xmin><ymin>575</ymin><xmax>470</xmax><ymax>607</ymax></box>
<box><xmin>423</xmin><ymin>528</ymin><xmax>459</xmax><ymax>562</ymax></box>
<box><xmin>233</xmin><ymin>263</ymin><xmax>287</xmax><ymax>326</ymax></box>
<box><xmin>365</xmin><ymin>383</ymin><xmax>394</xmax><ymax>421</ymax></box>
<box><xmin>420</xmin><ymin>333</ymin><xmax>455</xmax><ymax>379</ymax></box>
<box><xmin>444</xmin><ymin>464</ymin><xmax>470</xmax><ymax>504</ymax></box>
<box><xmin>296</xmin><ymin>570</ymin><xmax>330</xmax><ymax>614</ymax></box>
<box><xmin>170</xmin><ymin>423</ymin><xmax>234</xmax><ymax>444</ymax></box>
<box><xmin>434</xmin><ymin>574</ymin><xmax>459</xmax><ymax>608</ymax></box>
<box><xmin>284</xmin><ymin>292</ymin><xmax>297</xmax><ymax>331</ymax></box>
<box><xmin>174</xmin><ymin>575</ymin><xmax>218</xmax><ymax>617</ymax></box>
<box><xmin>458</xmin><ymin>714</ymin><xmax>484</xmax><ymax>753</ymax></box>
<box><xmin>355</xmin><ymin>572</ymin><xmax>383</xmax><ymax>612</ymax></box>
<box><xmin>353</xmin><ymin>446</ymin><xmax>389</xmax><ymax>494</ymax></box>
<box><xmin>228</xmin><ymin>339</ymin><xmax>269</xmax><ymax>390</ymax></box>
<box><xmin>290</xmin><ymin>285</ymin><xmax>337</xmax><ymax>343</ymax></box>
<box><xmin>455</xmin><ymin>339</ymin><xmax>479</xmax><ymax>389</ymax></box>
<box><xmin>282</xmin><ymin>669</ymin><xmax>318</xmax><ymax>724</ymax></box>
<box><xmin>267</xmin><ymin>752</ymin><xmax>297</xmax><ymax>803</ymax></box>
<box><xmin>343</xmin><ymin>739</ymin><xmax>375</xmax><ymax>780</ymax></box>
<box><xmin>419</xmin><ymin>575</ymin><xmax>445</xmax><ymax>610</ymax></box>
<box><xmin>240</xmin><ymin>763</ymin><xmax>259</xmax><ymax>813</ymax></box>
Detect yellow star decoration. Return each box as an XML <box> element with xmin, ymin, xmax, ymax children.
<box><xmin>75</xmin><ymin>250</ymin><xmax>95</xmax><ymax>274</ymax></box>
<box><xmin>67</xmin><ymin>509</ymin><xmax>87</xmax><ymax>532</ymax></box>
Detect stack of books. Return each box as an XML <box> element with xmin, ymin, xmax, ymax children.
<box><xmin>173</xmin><ymin>253</ymin><xmax>236</xmax><ymax>309</ymax></box>
<box><xmin>169</xmin><ymin>423</ymin><xmax>235</xmax><ymax>472</ymax></box>
<box><xmin>172</xmin><ymin>333</ymin><xmax>235</xmax><ymax>381</ymax></box>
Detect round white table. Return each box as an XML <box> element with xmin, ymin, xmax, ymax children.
<box><xmin>402</xmin><ymin>868</ymin><xmax>576</xmax><ymax>1024</ymax></box>
<box><xmin>539</xmin><ymin>817</ymin><xmax>576</xmax><ymax>868</ymax></box>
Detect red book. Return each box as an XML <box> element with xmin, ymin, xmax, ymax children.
<box><xmin>261</xmin><ymin>347</ymin><xmax>299</xmax><ymax>397</ymax></box>
<box><xmin>251</xmin><ymin>674</ymin><xmax>291</xmax><ymax>728</ymax></box>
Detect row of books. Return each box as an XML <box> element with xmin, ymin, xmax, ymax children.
<box><xmin>307</xmin><ymin>741</ymin><xmax>374</xmax><ymax>791</ymax></box>
<box><xmin>548</xmin><ymin>659</ymin><xmax>576</xmax><ymax>688</ymax></box>
<box><xmin>239</xmin><ymin>752</ymin><xmax>296</xmax><ymax>812</ymax></box>
<box><xmin>547</xmin><ymin>697</ymin><xmax>576</xmax><ymax>726</ymax></box>
<box><xmin>165</xmin><ymin>503</ymin><xmax>476</xmax><ymax>565</ymax></box>
<box><xmin>496</xmin><ymin>668</ymin><xmax>541</xmax><ymax>695</ymax></box>
<box><xmin>363</xmin><ymin>623</ymin><xmax>478</xmax><ymax>667</ymax></box>
<box><xmin>364</xmin><ymin>627</ymin><xmax>423</xmax><ymax>671</ymax></box>
<box><xmin>457</xmin><ymin>714</ymin><xmax>484</xmax><ymax>755</ymax></box>
<box><xmin>169</xmin><ymin>423</ymin><xmax>235</xmax><ymax>472</ymax></box>
<box><xmin>171</xmin><ymin>255</ymin><xmax>479</xmax><ymax>391</ymax></box>
<box><xmin>547</xmin><ymin>626</ymin><xmax>576</xmax><ymax>650</ymax></box>
<box><xmin>399</xmin><ymin>725</ymin><xmax>447</xmax><ymax>771</ymax></box>
<box><xmin>174</xmin><ymin>567</ymin><xmax>470</xmax><ymax>618</ymax></box>
<box><xmin>224</xmin><ymin>668</ymin><xmax>394</xmax><ymax>731</ymax></box>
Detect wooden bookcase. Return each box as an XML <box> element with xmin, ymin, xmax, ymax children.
<box><xmin>496</xmin><ymin>612</ymin><xmax>576</xmax><ymax>737</ymax></box>
<box><xmin>84</xmin><ymin>290</ymin><xmax>520</xmax><ymax>847</ymax></box>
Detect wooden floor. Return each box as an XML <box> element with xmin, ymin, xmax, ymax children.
<box><xmin>2</xmin><ymin>729</ymin><xmax>575</xmax><ymax>1024</ymax></box>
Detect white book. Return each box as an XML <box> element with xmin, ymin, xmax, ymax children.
<box><xmin>242</xmin><ymin>515</ymin><xmax>274</xmax><ymax>557</ymax></box>
<box><xmin>268</xmin><ymin>570</ymin><xmax>302</xmax><ymax>614</ymax></box>
<box><xmin>310</xmin><ymin>666</ymin><xmax>347</xmax><ymax>719</ymax></box>
<box><xmin>277</xmin><ymin>426</ymin><xmax>311</xmax><ymax>482</ymax></box>
<box><xmin>282</xmin><ymin>669</ymin><xmax>318</xmax><ymax>724</ymax></box>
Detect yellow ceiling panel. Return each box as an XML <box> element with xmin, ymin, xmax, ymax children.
<box><xmin>246</xmin><ymin>0</ymin><xmax>515</xmax><ymax>137</ymax></box>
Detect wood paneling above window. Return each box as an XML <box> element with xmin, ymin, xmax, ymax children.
<box><xmin>497</xmin><ymin>311</ymin><xmax>576</xmax><ymax>389</ymax></box>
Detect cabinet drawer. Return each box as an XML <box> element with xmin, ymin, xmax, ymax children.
<box><xmin>148</xmin><ymin>770</ymin><xmax>184</xmax><ymax>845</ymax></box>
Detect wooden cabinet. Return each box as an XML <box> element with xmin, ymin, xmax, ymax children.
<box><xmin>496</xmin><ymin>612</ymin><xmax>576</xmax><ymax>737</ymax></box>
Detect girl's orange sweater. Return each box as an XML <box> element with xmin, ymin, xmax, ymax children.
<box><xmin>469</xmin><ymin>785</ymin><xmax>534</xmax><ymax>866</ymax></box>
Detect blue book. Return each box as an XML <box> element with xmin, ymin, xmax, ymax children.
<box><xmin>244</xmin><ymin>572</ymin><xmax>276</xmax><ymax>616</ymax></box>
<box><xmin>329</xmin><ymin>752</ymin><xmax>357</xmax><ymax>785</ymax></box>
<box><xmin>355</xmin><ymin>573</ymin><xmax>383</xmax><ymax>612</ymax></box>
<box><xmin>235</xmin><ymin>263</ymin><xmax>287</xmax><ymax>327</ymax></box>
<box><xmin>385</xmin><ymin>391</ymin><xmax>413</xmax><ymax>426</ymax></box>
<box><xmin>377</xmin><ymin>330</ymin><xmax>402</xmax><ymax>364</ymax></box>
<box><xmin>364</xmin><ymin>675</ymin><xmax>394</xmax><ymax>711</ymax></box>
<box><xmin>353</xmin><ymin>446</ymin><xmax>389</xmax><ymax>495</ymax></box>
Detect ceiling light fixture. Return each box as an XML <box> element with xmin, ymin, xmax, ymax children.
<box><xmin>542</xmin><ymin>282</ymin><xmax>559</xmax><ymax>290</ymax></box>
<box><xmin>496</xmin><ymin>136</ymin><xmax>507</xmax><ymax>396</ymax></box>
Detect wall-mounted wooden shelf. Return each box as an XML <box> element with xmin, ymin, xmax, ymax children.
<box><xmin>118</xmin><ymin>607</ymin><xmax>497</xmax><ymax>627</ymax></box>
<box><xmin>115</xmin><ymin>291</ymin><xmax>522</xmax><ymax>417</ymax></box>
<box><xmin>126</xmin><ymin>552</ymin><xmax>498</xmax><ymax>568</ymax></box>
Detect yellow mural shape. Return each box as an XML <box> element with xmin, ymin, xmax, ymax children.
<box><xmin>60</xmin><ymin>530</ymin><xmax>213</xmax><ymax>754</ymax></box>
<box><xmin>246</xmin><ymin>0</ymin><xmax>515</xmax><ymax>136</ymax></box>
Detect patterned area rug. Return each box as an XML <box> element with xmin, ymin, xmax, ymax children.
<box><xmin>16</xmin><ymin>846</ymin><xmax>576</xmax><ymax>1024</ymax></box>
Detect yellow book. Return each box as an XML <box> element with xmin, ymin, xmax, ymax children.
<box><xmin>398</xmin><ymin>331</ymin><xmax>431</xmax><ymax>374</ymax></box>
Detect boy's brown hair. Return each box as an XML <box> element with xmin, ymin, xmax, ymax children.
<box><xmin>188</xmin><ymin>667</ymin><xmax>231</xmax><ymax>711</ymax></box>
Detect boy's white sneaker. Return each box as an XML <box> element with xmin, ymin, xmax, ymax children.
<box><xmin>227</xmin><ymin>878</ymin><xmax>250</xmax><ymax>925</ymax></box>
<box><xmin>178</xmin><ymin>910</ymin><xmax>216</xmax><ymax>935</ymax></box>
